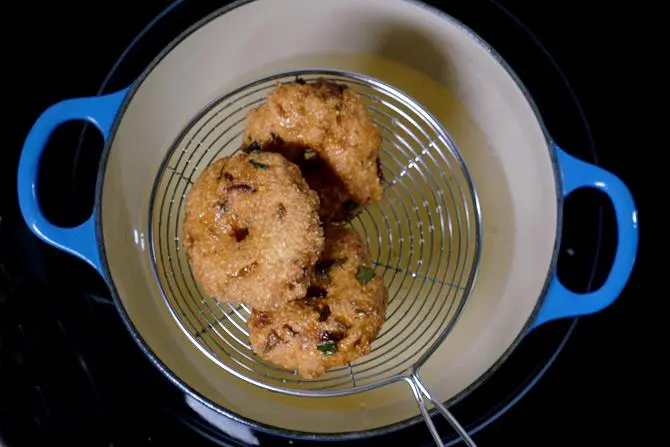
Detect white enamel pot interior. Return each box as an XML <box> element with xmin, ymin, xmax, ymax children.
<box><xmin>17</xmin><ymin>0</ymin><xmax>639</xmax><ymax>441</ymax></box>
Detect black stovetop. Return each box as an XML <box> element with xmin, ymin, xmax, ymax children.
<box><xmin>1</xmin><ymin>1</ymin><xmax>646</xmax><ymax>446</ymax></box>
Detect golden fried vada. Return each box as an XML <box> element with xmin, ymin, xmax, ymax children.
<box><xmin>182</xmin><ymin>152</ymin><xmax>324</xmax><ymax>311</ymax></box>
<box><xmin>244</xmin><ymin>79</ymin><xmax>384</xmax><ymax>223</ymax></box>
<box><xmin>248</xmin><ymin>226</ymin><xmax>388</xmax><ymax>379</ymax></box>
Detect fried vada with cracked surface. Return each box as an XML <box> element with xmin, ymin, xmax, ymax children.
<box><xmin>244</xmin><ymin>79</ymin><xmax>384</xmax><ymax>224</ymax></box>
<box><xmin>248</xmin><ymin>226</ymin><xmax>388</xmax><ymax>379</ymax></box>
<box><xmin>182</xmin><ymin>151</ymin><xmax>324</xmax><ymax>311</ymax></box>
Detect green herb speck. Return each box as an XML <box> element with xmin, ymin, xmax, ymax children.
<box><xmin>249</xmin><ymin>159</ymin><xmax>269</xmax><ymax>170</ymax></box>
<box><xmin>356</xmin><ymin>266</ymin><xmax>375</xmax><ymax>285</ymax></box>
<box><xmin>316</xmin><ymin>340</ymin><xmax>337</xmax><ymax>356</ymax></box>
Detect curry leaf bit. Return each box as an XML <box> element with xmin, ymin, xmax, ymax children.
<box><xmin>356</xmin><ymin>266</ymin><xmax>375</xmax><ymax>285</ymax></box>
<box><xmin>270</xmin><ymin>132</ymin><xmax>285</xmax><ymax>145</ymax></box>
<box><xmin>316</xmin><ymin>340</ymin><xmax>337</xmax><ymax>356</ymax></box>
<box><xmin>243</xmin><ymin>141</ymin><xmax>261</xmax><ymax>153</ymax></box>
<box><xmin>249</xmin><ymin>159</ymin><xmax>270</xmax><ymax>170</ymax></box>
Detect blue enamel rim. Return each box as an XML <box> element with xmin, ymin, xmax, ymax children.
<box><xmin>16</xmin><ymin>0</ymin><xmax>638</xmax><ymax>442</ymax></box>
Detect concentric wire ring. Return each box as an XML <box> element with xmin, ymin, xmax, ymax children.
<box><xmin>149</xmin><ymin>69</ymin><xmax>481</xmax><ymax>397</ymax></box>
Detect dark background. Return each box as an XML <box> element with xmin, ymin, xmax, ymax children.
<box><xmin>0</xmin><ymin>0</ymin><xmax>649</xmax><ymax>446</ymax></box>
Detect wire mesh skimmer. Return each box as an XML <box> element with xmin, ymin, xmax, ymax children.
<box><xmin>149</xmin><ymin>69</ymin><xmax>482</xmax><ymax>446</ymax></box>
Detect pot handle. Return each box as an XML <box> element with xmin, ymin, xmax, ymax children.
<box><xmin>530</xmin><ymin>144</ymin><xmax>639</xmax><ymax>330</ymax></box>
<box><xmin>17</xmin><ymin>88</ymin><xmax>129</xmax><ymax>275</ymax></box>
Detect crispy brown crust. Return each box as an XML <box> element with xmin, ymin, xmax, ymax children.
<box><xmin>248</xmin><ymin>226</ymin><xmax>388</xmax><ymax>379</ymax></box>
<box><xmin>182</xmin><ymin>152</ymin><xmax>324</xmax><ymax>311</ymax></box>
<box><xmin>244</xmin><ymin>80</ymin><xmax>384</xmax><ymax>224</ymax></box>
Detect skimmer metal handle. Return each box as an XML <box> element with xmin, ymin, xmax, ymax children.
<box><xmin>406</xmin><ymin>374</ymin><xmax>477</xmax><ymax>446</ymax></box>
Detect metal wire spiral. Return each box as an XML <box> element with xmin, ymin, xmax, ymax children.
<box><xmin>149</xmin><ymin>69</ymin><xmax>481</xmax><ymax>398</ymax></box>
